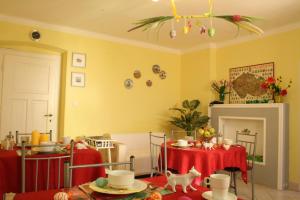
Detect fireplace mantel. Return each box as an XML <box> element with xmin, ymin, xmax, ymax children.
<box><xmin>209</xmin><ymin>103</ymin><xmax>289</xmax><ymax>190</ymax></box>
<box><xmin>209</xmin><ymin>103</ymin><xmax>287</xmax><ymax>109</ymax></box>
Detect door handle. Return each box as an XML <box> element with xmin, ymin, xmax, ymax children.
<box><xmin>44</xmin><ymin>114</ymin><xmax>53</xmax><ymax>117</ymax></box>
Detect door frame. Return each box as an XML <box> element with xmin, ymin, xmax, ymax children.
<box><xmin>0</xmin><ymin>48</ymin><xmax>61</xmax><ymax>140</ymax></box>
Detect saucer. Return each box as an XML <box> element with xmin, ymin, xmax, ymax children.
<box><xmin>202</xmin><ymin>191</ymin><xmax>237</xmax><ymax>200</ymax></box>
<box><xmin>171</xmin><ymin>143</ymin><xmax>193</xmax><ymax>148</ymax></box>
<box><xmin>89</xmin><ymin>179</ymin><xmax>147</xmax><ymax>195</ymax></box>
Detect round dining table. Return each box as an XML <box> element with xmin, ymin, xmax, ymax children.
<box><xmin>164</xmin><ymin>141</ymin><xmax>248</xmax><ymax>185</ymax></box>
<box><xmin>0</xmin><ymin>147</ymin><xmax>105</xmax><ymax>200</ymax></box>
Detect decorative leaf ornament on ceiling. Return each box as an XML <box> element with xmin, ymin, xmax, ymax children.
<box><xmin>128</xmin><ymin>0</ymin><xmax>263</xmax><ymax>38</ymax></box>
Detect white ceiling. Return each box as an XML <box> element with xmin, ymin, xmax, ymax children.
<box><xmin>0</xmin><ymin>0</ymin><xmax>300</xmax><ymax>50</ymax></box>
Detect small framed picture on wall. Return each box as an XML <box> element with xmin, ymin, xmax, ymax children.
<box><xmin>72</xmin><ymin>52</ymin><xmax>86</xmax><ymax>68</ymax></box>
<box><xmin>71</xmin><ymin>72</ymin><xmax>85</xmax><ymax>87</ymax></box>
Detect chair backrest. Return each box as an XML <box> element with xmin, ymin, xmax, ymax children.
<box><xmin>149</xmin><ymin>132</ymin><xmax>167</xmax><ymax>177</ymax></box>
<box><xmin>171</xmin><ymin>130</ymin><xmax>196</xmax><ymax>140</ymax></box>
<box><xmin>236</xmin><ymin>132</ymin><xmax>258</xmax><ymax>168</ymax></box>
<box><xmin>21</xmin><ymin>141</ymin><xmax>69</xmax><ymax>193</ymax></box>
<box><xmin>16</xmin><ymin>130</ymin><xmax>53</xmax><ymax>144</ymax></box>
<box><xmin>68</xmin><ymin>140</ymin><xmax>135</xmax><ymax>188</ymax></box>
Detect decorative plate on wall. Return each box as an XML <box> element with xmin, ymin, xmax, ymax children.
<box><xmin>152</xmin><ymin>64</ymin><xmax>160</xmax><ymax>74</ymax></box>
<box><xmin>146</xmin><ymin>80</ymin><xmax>152</xmax><ymax>87</ymax></box>
<box><xmin>133</xmin><ymin>70</ymin><xmax>141</xmax><ymax>79</ymax></box>
<box><xmin>159</xmin><ymin>70</ymin><xmax>167</xmax><ymax>79</ymax></box>
<box><xmin>124</xmin><ymin>79</ymin><xmax>133</xmax><ymax>89</ymax></box>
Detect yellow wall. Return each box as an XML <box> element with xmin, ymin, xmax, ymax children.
<box><xmin>0</xmin><ymin>20</ymin><xmax>181</xmax><ymax>137</ymax></box>
<box><xmin>180</xmin><ymin>48</ymin><xmax>216</xmax><ymax>113</ymax></box>
<box><xmin>216</xmin><ymin>29</ymin><xmax>300</xmax><ymax>184</ymax></box>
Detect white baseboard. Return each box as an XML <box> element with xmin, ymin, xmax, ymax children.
<box><xmin>288</xmin><ymin>182</ymin><xmax>300</xmax><ymax>191</ymax></box>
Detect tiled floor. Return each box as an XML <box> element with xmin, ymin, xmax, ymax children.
<box><xmin>235</xmin><ymin>179</ymin><xmax>300</xmax><ymax>200</ymax></box>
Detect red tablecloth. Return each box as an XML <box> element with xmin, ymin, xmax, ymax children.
<box><xmin>14</xmin><ymin>176</ymin><xmax>242</xmax><ymax>200</ymax></box>
<box><xmin>0</xmin><ymin>148</ymin><xmax>105</xmax><ymax>199</ymax></box>
<box><xmin>13</xmin><ymin>176</ymin><xmax>209</xmax><ymax>200</ymax></box>
<box><xmin>165</xmin><ymin>142</ymin><xmax>248</xmax><ymax>185</ymax></box>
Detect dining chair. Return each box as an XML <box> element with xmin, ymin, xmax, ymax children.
<box><xmin>149</xmin><ymin>132</ymin><xmax>167</xmax><ymax>177</ymax></box>
<box><xmin>16</xmin><ymin>130</ymin><xmax>53</xmax><ymax>144</ymax></box>
<box><xmin>68</xmin><ymin>140</ymin><xmax>135</xmax><ymax>187</ymax></box>
<box><xmin>21</xmin><ymin>141</ymin><xmax>69</xmax><ymax>192</ymax></box>
<box><xmin>224</xmin><ymin>132</ymin><xmax>258</xmax><ymax>200</ymax></box>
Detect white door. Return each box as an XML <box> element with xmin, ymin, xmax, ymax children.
<box><xmin>0</xmin><ymin>49</ymin><xmax>60</xmax><ymax>140</ymax></box>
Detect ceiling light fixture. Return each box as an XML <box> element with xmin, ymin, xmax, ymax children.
<box><xmin>128</xmin><ymin>0</ymin><xmax>263</xmax><ymax>38</ymax></box>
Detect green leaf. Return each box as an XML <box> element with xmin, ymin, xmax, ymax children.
<box><xmin>191</xmin><ymin>111</ymin><xmax>200</xmax><ymax>120</ymax></box>
<box><xmin>189</xmin><ymin>100</ymin><xmax>200</xmax><ymax>110</ymax></box>
<box><xmin>169</xmin><ymin>107</ymin><xmax>186</xmax><ymax>114</ymax></box>
<box><xmin>185</xmin><ymin>113</ymin><xmax>192</xmax><ymax>123</ymax></box>
<box><xmin>128</xmin><ymin>16</ymin><xmax>173</xmax><ymax>32</ymax></box>
<box><xmin>182</xmin><ymin>100</ymin><xmax>190</xmax><ymax>109</ymax></box>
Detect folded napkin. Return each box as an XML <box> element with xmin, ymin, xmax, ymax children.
<box><xmin>76</xmin><ymin>143</ymin><xmax>88</xmax><ymax>149</ymax></box>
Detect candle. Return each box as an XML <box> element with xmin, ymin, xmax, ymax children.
<box><xmin>31</xmin><ymin>130</ymin><xmax>40</xmax><ymax>145</ymax></box>
<box><xmin>39</xmin><ymin>134</ymin><xmax>49</xmax><ymax>143</ymax></box>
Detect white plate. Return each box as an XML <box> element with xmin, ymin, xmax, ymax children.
<box><xmin>36</xmin><ymin>147</ymin><xmax>55</xmax><ymax>152</ymax></box>
<box><xmin>202</xmin><ymin>191</ymin><xmax>237</xmax><ymax>200</ymax></box>
<box><xmin>171</xmin><ymin>143</ymin><xmax>193</xmax><ymax>148</ymax></box>
<box><xmin>89</xmin><ymin>179</ymin><xmax>147</xmax><ymax>195</ymax></box>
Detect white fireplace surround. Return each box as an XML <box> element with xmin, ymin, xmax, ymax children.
<box><xmin>209</xmin><ymin>103</ymin><xmax>289</xmax><ymax>190</ymax></box>
<box><xmin>218</xmin><ymin>116</ymin><xmax>266</xmax><ymax>166</ymax></box>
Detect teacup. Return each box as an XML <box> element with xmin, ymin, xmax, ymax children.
<box><xmin>63</xmin><ymin>136</ymin><xmax>71</xmax><ymax>144</ymax></box>
<box><xmin>204</xmin><ymin>174</ymin><xmax>230</xmax><ymax>200</ymax></box>
<box><xmin>177</xmin><ymin>139</ymin><xmax>188</xmax><ymax>146</ymax></box>
<box><xmin>107</xmin><ymin>170</ymin><xmax>134</xmax><ymax>189</ymax></box>
<box><xmin>184</xmin><ymin>136</ymin><xmax>194</xmax><ymax>142</ymax></box>
<box><xmin>39</xmin><ymin>141</ymin><xmax>55</xmax><ymax>152</ymax></box>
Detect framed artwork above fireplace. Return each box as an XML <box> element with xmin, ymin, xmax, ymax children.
<box><xmin>229</xmin><ymin>62</ymin><xmax>274</xmax><ymax>104</ymax></box>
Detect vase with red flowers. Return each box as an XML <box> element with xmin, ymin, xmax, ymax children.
<box><xmin>261</xmin><ymin>76</ymin><xmax>292</xmax><ymax>103</ymax></box>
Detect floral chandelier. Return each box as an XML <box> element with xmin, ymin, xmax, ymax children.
<box><xmin>128</xmin><ymin>0</ymin><xmax>263</xmax><ymax>38</ymax></box>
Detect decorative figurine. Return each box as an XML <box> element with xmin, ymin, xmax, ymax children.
<box><xmin>203</xmin><ymin>142</ymin><xmax>214</xmax><ymax>150</ymax></box>
<box><xmin>164</xmin><ymin>166</ymin><xmax>201</xmax><ymax>193</ymax></box>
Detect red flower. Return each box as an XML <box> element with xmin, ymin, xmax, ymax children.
<box><xmin>280</xmin><ymin>89</ymin><xmax>287</xmax><ymax>96</ymax></box>
<box><xmin>261</xmin><ymin>82</ymin><xmax>268</xmax><ymax>89</ymax></box>
<box><xmin>232</xmin><ymin>15</ymin><xmax>242</xmax><ymax>22</ymax></box>
<box><xmin>267</xmin><ymin>77</ymin><xmax>276</xmax><ymax>84</ymax></box>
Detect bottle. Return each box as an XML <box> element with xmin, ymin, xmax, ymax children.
<box><xmin>3</xmin><ymin>136</ymin><xmax>10</xmax><ymax>150</ymax></box>
<box><xmin>7</xmin><ymin>132</ymin><xmax>15</xmax><ymax>150</ymax></box>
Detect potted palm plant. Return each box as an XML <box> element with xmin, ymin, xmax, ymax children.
<box><xmin>169</xmin><ymin>99</ymin><xmax>209</xmax><ymax>139</ymax></box>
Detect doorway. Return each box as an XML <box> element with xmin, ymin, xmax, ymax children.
<box><xmin>0</xmin><ymin>49</ymin><xmax>61</xmax><ymax>140</ymax></box>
